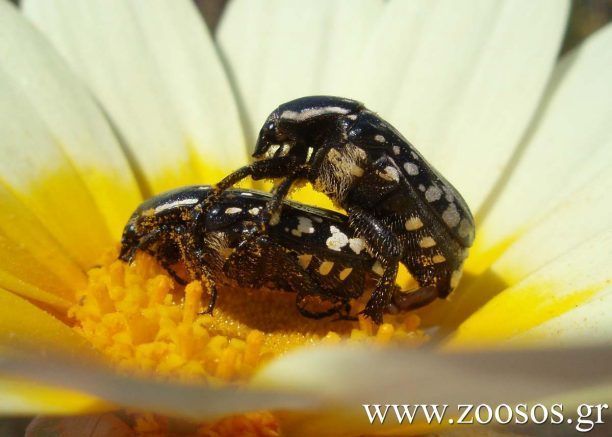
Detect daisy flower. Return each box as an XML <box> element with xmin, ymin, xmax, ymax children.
<box><xmin>0</xmin><ymin>0</ymin><xmax>611</xmax><ymax>435</ymax></box>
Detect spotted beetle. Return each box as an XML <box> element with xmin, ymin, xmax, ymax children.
<box><xmin>209</xmin><ymin>96</ymin><xmax>475</xmax><ymax>323</ymax></box>
<box><xmin>119</xmin><ymin>186</ymin><xmax>420</xmax><ymax>320</ymax></box>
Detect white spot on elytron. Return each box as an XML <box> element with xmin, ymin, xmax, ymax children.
<box><xmin>248</xmin><ymin>207</ymin><xmax>260</xmax><ymax>216</ymax></box>
<box><xmin>378</xmin><ymin>166</ymin><xmax>400</xmax><ymax>182</ymax></box>
<box><xmin>411</xmin><ymin>151</ymin><xmax>419</xmax><ymax>160</ymax></box>
<box><xmin>154</xmin><ymin>197</ymin><xmax>198</xmax><ymax>213</ymax></box>
<box><xmin>450</xmin><ymin>269</ymin><xmax>463</xmax><ymax>289</ymax></box>
<box><xmin>403</xmin><ymin>162</ymin><xmax>419</xmax><ymax>176</ymax></box>
<box><xmin>419</xmin><ymin>236</ymin><xmax>436</xmax><ymax>248</ymax></box>
<box><xmin>458</xmin><ymin>218</ymin><xmax>472</xmax><ymax>239</ymax></box>
<box><xmin>298</xmin><ymin>254</ymin><xmax>313</xmax><ymax>269</ymax></box>
<box><xmin>284</xmin><ymin>227</ymin><xmax>289</xmax><ymax>232</ymax></box>
<box><xmin>347</xmin><ymin>114</ymin><xmax>358</xmax><ymax>120</ymax></box>
<box><xmin>291</xmin><ymin>216</ymin><xmax>315</xmax><ymax>237</ymax></box>
<box><xmin>240</xmin><ymin>192</ymin><xmax>253</xmax><ymax>196</ymax></box>
<box><xmin>225</xmin><ymin>207</ymin><xmax>242</xmax><ymax>215</ymax></box>
<box><xmin>425</xmin><ymin>185</ymin><xmax>442</xmax><ymax>202</ymax></box>
<box><xmin>339</xmin><ymin>267</ymin><xmax>353</xmax><ymax>281</ymax></box>
<box><xmin>371</xmin><ymin>261</ymin><xmax>384</xmax><ymax>276</ymax></box>
<box><xmin>281</xmin><ymin>106</ymin><xmax>350</xmax><ymax>122</ymax></box>
<box><xmin>418</xmin><ymin>184</ymin><xmax>426</xmax><ymax>192</ymax></box>
<box><xmin>326</xmin><ymin>226</ymin><xmax>349</xmax><ymax>251</ymax></box>
<box><xmin>319</xmin><ymin>261</ymin><xmax>334</xmax><ymax>276</ymax></box>
<box><xmin>432</xmin><ymin>254</ymin><xmax>446</xmax><ymax>264</ymax></box>
<box><xmin>349</xmin><ymin>238</ymin><xmax>366</xmax><ymax>254</ymax></box>
<box><xmin>404</xmin><ymin>217</ymin><xmax>423</xmax><ymax>231</ymax></box>
<box><xmin>442</xmin><ymin>203</ymin><xmax>460</xmax><ymax>227</ymax></box>
<box><xmin>442</xmin><ymin>186</ymin><xmax>454</xmax><ymax>202</ymax></box>
<box><xmin>393</xmin><ymin>145</ymin><xmax>400</xmax><ymax>155</ymax></box>
<box><xmin>374</xmin><ymin>134</ymin><xmax>386</xmax><ymax>143</ymax></box>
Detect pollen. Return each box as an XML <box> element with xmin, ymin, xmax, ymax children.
<box><xmin>69</xmin><ymin>247</ymin><xmax>426</xmax><ymax>384</ymax></box>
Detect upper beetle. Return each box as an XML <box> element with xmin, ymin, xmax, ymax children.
<box><xmin>211</xmin><ymin>96</ymin><xmax>475</xmax><ymax>323</ymax></box>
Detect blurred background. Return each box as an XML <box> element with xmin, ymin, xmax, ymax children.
<box><xmin>1</xmin><ymin>0</ymin><xmax>611</xmax><ymax>436</ymax></box>
<box><xmin>192</xmin><ymin>0</ymin><xmax>612</xmax><ymax>53</ymax></box>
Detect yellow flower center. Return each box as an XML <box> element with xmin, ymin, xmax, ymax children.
<box><xmin>69</xmin><ymin>247</ymin><xmax>426</xmax><ymax>383</ymax></box>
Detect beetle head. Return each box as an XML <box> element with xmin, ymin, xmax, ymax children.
<box><xmin>253</xmin><ymin>96</ymin><xmax>364</xmax><ymax>163</ymax></box>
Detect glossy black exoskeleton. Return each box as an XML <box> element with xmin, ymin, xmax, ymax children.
<box><xmin>208</xmin><ymin>96</ymin><xmax>475</xmax><ymax>323</ymax></box>
<box><xmin>119</xmin><ymin>186</ymin><xmax>416</xmax><ymax>320</ymax></box>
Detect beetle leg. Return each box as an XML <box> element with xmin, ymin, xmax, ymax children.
<box><xmin>261</xmin><ymin>167</ymin><xmax>308</xmax><ymax>228</ymax></box>
<box><xmin>157</xmin><ymin>256</ymin><xmax>188</xmax><ymax>286</ymax></box>
<box><xmin>206</xmin><ymin>155</ymin><xmax>302</xmax><ymax>208</ymax></box>
<box><xmin>362</xmin><ymin>259</ymin><xmax>398</xmax><ymax>324</ymax></box>
<box><xmin>347</xmin><ymin>206</ymin><xmax>402</xmax><ymax>324</ymax></box>
<box><xmin>224</xmin><ymin>233</ymin><xmax>344</xmax><ymax>320</ymax></box>
<box><xmin>199</xmin><ymin>266</ymin><xmax>218</xmax><ymax>315</ymax></box>
<box><xmin>296</xmin><ymin>296</ymin><xmax>346</xmax><ymax>320</ymax></box>
<box><xmin>330</xmin><ymin>300</ymin><xmax>357</xmax><ymax>322</ymax></box>
<box><xmin>120</xmin><ymin>227</ymin><xmax>164</xmax><ymax>263</ymax></box>
<box><xmin>176</xmin><ymin>230</ymin><xmax>204</xmax><ymax>281</ymax></box>
<box><xmin>388</xmin><ymin>286</ymin><xmax>438</xmax><ymax>313</ymax></box>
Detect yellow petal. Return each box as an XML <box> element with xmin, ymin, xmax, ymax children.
<box><xmin>0</xmin><ymin>66</ymin><xmax>112</xmax><ymax>269</ymax></box>
<box><xmin>507</xmin><ymin>285</ymin><xmax>612</xmax><ymax>347</ymax></box>
<box><xmin>24</xmin><ymin>0</ymin><xmax>247</xmax><ymax>193</ymax></box>
<box><xmin>0</xmin><ymin>0</ymin><xmax>142</xmax><ymax>239</ymax></box>
<box><xmin>436</xmin><ymin>167</ymin><xmax>612</xmax><ymax>331</ymax></box>
<box><xmin>0</xmin><ymin>377</ymin><xmax>110</xmax><ymax>416</ymax></box>
<box><xmin>0</xmin><ymin>184</ymin><xmax>85</xmax><ymax>307</ymax></box>
<box><xmin>0</xmin><ymin>288</ymin><xmax>98</xmax><ymax>357</ymax></box>
<box><xmin>448</xmin><ymin>231</ymin><xmax>612</xmax><ymax>347</ymax></box>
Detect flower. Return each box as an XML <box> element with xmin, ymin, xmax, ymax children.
<box><xmin>1</xmin><ymin>0</ymin><xmax>611</xmax><ymax>435</ymax></box>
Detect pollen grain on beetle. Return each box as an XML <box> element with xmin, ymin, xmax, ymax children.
<box><xmin>69</xmin><ymin>248</ymin><xmax>426</xmax><ymax>382</ymax></box>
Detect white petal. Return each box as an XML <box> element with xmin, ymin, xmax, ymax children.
<box><xmin>254</xmin><ymin>345</ymin><xmax>612</xmax><ymax>406</ymax></box>
<box><xmin>492</xmin><ymin>169</ymin><xmax>612</xmax><ymax>284</ymax></box>
<box><xmin>474</xmin><ymin>24</ymin><xmax>612</xmax><ymax>267</ymax></box>
<box><xmin>218</xmin><ymin>0</ymin><xmax>384</xmax><ymax>140</ymax></box>
<box><xmin>438</xmin><ymin>168</ymin><xmax>612</xmax><ymax>329</ymax></box>
<box><xmin>24</xmin><ymin>0</ymin><xmax>247</xmax><ymax>192</ymax></box>
<box><xmin>0</xmin><ymin>66</ymin><xmax>113</xmax><ymax>269</ymax></box>
<box><xmin>353</xmin><ymin>0</ymin><xmax>569</xmax><ymax>213</ymax></box>
<box><xmin>450</xmin><ymin>230</ymin><xmax>612</xmax><ymax>346</ymax></box>
<box><xmin>0</xmin><ymin>1</ymin><xmax>142</xmax><ymax>238</ymax></box>
<box><xmin>0</xmin><ymin>349</ymin><xmax>317</xmax><ymax>421</ymax></box>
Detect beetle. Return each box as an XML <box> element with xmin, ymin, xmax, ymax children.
<box><xmin>207</xmin><ymin>96</ymin><xmax>475</xmax><ymax>323</ymax></box>
<box><xmin>119</xmin><ymin>185</ymin><xmax>423</xmax><ymax>320</ymax></box>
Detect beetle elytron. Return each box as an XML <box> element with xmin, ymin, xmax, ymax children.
<box><xmin>207</xmin><ymin>96</ymin><xmax>475</xmax><ymax>323</ymax></box>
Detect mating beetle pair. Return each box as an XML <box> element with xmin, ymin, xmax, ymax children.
<box><xmin>120</xmin><ymin>96</ymin><xmax>475</xmax><ymax>323</ymax></box>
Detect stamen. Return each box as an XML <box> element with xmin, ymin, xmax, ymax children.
<box><xmin>69</xmin><ymin>248</ymin><xmax>426</xmax><ymax>383</ymax></box>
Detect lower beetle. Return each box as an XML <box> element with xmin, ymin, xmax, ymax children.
<box><xmin>120</xmin><ymin>186</ymin><xmax>426</xmax><ymax>320</ymax></box>
<box><xmin>207</xmin><ymin>96</ymin><xmax>475</xmax><ymax>323</ymax></box>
